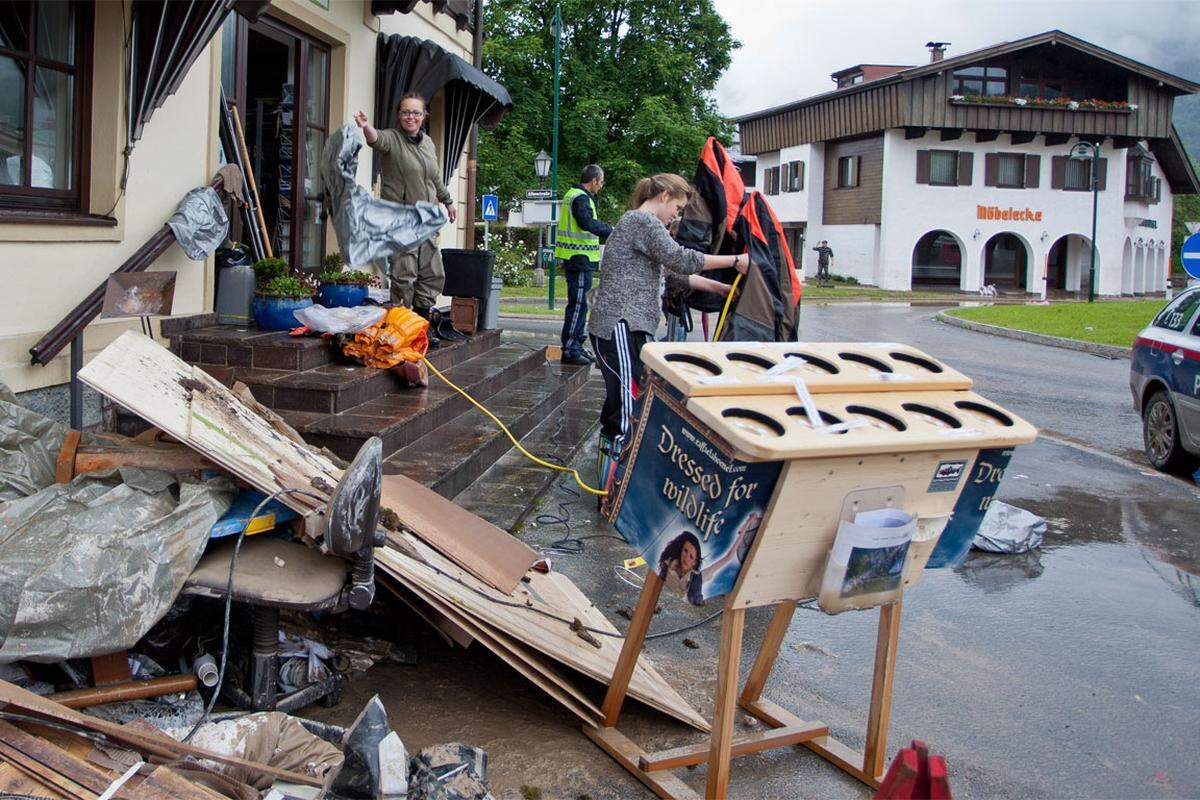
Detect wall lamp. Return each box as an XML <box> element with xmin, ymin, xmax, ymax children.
<box><xmin>972</xmin><ymin>229</ymin><xmax>981</xmax><ymax>240</ymax></box>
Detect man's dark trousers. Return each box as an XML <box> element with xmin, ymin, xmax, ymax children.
<box><xmin>560</xmin><ymin>255</ymin><xmax>593</xmax><ymax>358</ymax></box>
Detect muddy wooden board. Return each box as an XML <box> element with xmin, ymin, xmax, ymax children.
<box><xmin>640</xmin><ymin>341</ymin><xmax>972</xmax><ymax>398</ymax></box>
<box><xmin>76</xmin><ymin>331</ymin><xmax>339</xmax><ymax>518</ymax></box>
<box><xmin>380</xmin><ymin>473</ymin><xmax>537</xmax><ymax>594</ymax></box>
<box><xmin>377</xmin><ymin>534</ymin><xmax>708</xmax><ymax>731</ymax></box>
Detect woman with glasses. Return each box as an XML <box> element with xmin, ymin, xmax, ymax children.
<box><xmin>355</xmin><ymin>94</ymin><xmax>456</xmax><ymax>343</ymax></box>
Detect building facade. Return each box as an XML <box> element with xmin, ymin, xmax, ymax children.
<box><xmin>0</xmin><ymin>0</ymin><xmax>492</xmax><ymax>415</ymax></box>
<box><xmin>736</xmin><ymin>32</ymin><xmax>1199</xmax><ymax>295</ymax></box>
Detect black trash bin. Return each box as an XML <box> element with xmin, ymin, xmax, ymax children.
<box><xmin>442</xmin><ymin>248</ymin><xmax>496</xmax><ymax>328</ymax></box>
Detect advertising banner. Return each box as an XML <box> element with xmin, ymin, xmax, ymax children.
<box><xmin>610</xmin><ymin>386</ymin><xmax>783</xmax><ymax>605</ymax></box>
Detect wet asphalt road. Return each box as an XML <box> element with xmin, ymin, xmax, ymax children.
<box><xmin>324</xmin><ymin>305</ymin><xmax>1200</xmax><ymax>799</ymax></box>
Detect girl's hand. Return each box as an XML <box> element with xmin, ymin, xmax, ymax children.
<box><xmin>687</xmin><ymin>275</ymin><xmax>732</xmax><ymax>295</ymax></box>
<box><xmin>354</xmin><ymin>111</ymin><xmax>369</xmax><ymax>128</ymax></box>
<box><xmin>734</xmin><ymin>253</ymin><xmax>750</xmax><ymax>274</ymax></box>
<box><xmin>446</xmin><ymin>203</ymin><xmax>457</xmax><ymax>223</ymax></box>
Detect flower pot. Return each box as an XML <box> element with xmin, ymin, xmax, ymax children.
<box><xmin>252</xmin><ymin>293</ymin><xmax>314</xmax><ymax>331</ymax></box>
<box><xmin>319</xmin><ymin>282</ymin><xmax>369</xmax><ymax>308</ymax></box>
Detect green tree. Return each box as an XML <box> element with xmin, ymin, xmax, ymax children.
<box><xmin>1172</xmin><ymin>166</ymin><xmax>1200</xmax><ymax>277</ymax></box>
<box><xmin>478</xmin><ymin>0</ymin><xmax>738</xmax><ymax>221</ymax></box>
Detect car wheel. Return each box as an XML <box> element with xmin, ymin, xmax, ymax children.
<box><xmin>1143</xmin><ymin>390</ymin><xmax>1200</xmax><ymax>476</ymax></box>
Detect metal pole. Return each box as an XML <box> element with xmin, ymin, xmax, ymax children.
<box><xmin>1089</xmin><ymin>144</ymin><xmax>1098</xmax><ymax>303</ymax></box>
<box><xmin>69</xmin><ymin>332</ymin><xmax>83</xmax><ymax>430</ymax></box>
<box><xmin>548</xmin><ymin>2</ymin><xmax>561</xmax><ymax>311</ymax></box>
<box><xmin>484</xmin><ymin>219</ymin><xmax>490</xmax><ymax>252</ymax></box>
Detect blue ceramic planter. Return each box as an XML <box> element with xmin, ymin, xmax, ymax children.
<box><xmin>252</xmin><ymin>294</ymin><xmax>314</xmax><ymax>331</ymax></box>
<box><xmin>319</xmin><ymin>282</ymin><xmax>369</xmax><ymax>308</ymax></box>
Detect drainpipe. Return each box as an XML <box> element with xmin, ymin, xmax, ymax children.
<box><xmin>464</xmin><ymin>0</ymin><xmax>484</xmax><ymax>249</ymax></box>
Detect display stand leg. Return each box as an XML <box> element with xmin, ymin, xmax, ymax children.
<box><xmin>600</xmin><ymin>570</ymin><xmax>663</xmax><ymax>726</ymax></box>
<box><xmin>740</xmin><ymin>600</ymin><xmax>797</xmax><ymax>704</ymax></box>
<box><xmin>864</xmin><ymin>599</ymin><xmax>902</xmax><ymax>778</ymax></box>
<box><xmin>704</xmin><ymin>604</ymin><xmax>745</xmax><ymax>799</ymax></box>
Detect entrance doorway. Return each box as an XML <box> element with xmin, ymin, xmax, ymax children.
<box><xmin>1046</xmin><ymin>237</ymin><xmax>1069</xmax><ymax>291</ymax></box>
<box><xmin>911</xmin><ymin>230</ymin><xmax>963</xmax><ymax>287</ymax></box>
<box><xmin>983</xmin><ymin>233</ymin><xmax>1027</xmax><ymax>289</ymax></box>
<box><xmin>220</xmin><ymin>14</ymin><xmax>330</xmax><ymax>272</ymax></box>
<box><xmin>782</xmin><ymin>224</ymin><xmax>805</xmax><ymax>274</ymax></box>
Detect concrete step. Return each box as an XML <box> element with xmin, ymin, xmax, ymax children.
<box><xmin>385</xmin><ymin>362</ymin><xmax>593</xmax><ymax>500</ymax></box>
<box><xmin>286</xmin><ymin>342</ymin><xmax>550</xmax><ymax>462</ymax></box>
<box><xmin>452</xmin><ymin>373</ymin><xmax>605</xmax><ymax>532</ymax></box>
<box><xmin>185</xmin><ymin>328</ymin><xmax>502</xmax><ymax>416</ymax></box>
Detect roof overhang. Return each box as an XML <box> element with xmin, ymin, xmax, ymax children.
<box><xmin>1149</xmin><ymin>125</ymin><xmax>1200</xmax><ymax>195</ymax></box>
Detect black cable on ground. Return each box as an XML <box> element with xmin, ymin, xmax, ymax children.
<box><xmin>181</xmin><ymin>487</ymin><xmax>327</xmax><ymax>743</ymax></box>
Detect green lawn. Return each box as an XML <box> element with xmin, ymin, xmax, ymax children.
<box><xmin>945</xmin><ymin>300</ymin><xmax>1163</xmax><ymax>347</ymax></box>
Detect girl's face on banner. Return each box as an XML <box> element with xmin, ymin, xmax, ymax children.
<box><xmin>680</xmin><ymin>541</ymin><xmax>699</xmax><ymax>573</ymax></box>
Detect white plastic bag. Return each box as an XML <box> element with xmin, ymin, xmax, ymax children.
<box><xmin>293</xmin><ymin>304</ymin><xmax>385</xmax><ymax>334</ymax></box>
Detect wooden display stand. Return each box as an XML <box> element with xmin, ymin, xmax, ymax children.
<box><xmin>585</xmin><ymin>342</ymin><xmax>1037</xmax><ymax>799</ymax></box>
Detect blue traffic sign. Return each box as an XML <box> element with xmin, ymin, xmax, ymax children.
<box><xmin>1182</xmin><ymin>233</ymin><xmax>1200</xmax><ymax>280</ymax></box>
<box><xmin>481</xmin><ymin>194</ymin><xmax>499</xmax><ymax>221</ymax></box>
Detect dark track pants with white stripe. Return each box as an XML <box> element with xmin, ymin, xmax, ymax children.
<box><xmin>591</xmin><ymin>321</ymin><xmax>650</xmax><ymax>454</ymax></box>
<box><xmin>559</xmin><ymin>259</ymin><xmax>593</xmax><ymax>358</ymax></box>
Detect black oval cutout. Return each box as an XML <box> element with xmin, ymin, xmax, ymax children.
<box><xmin>727</xmin><ymin>351</ymin><xmax>776</xmax><ymax>370</ymax></box>
<box><xmin>786</xmin><ymin>406</ymin><xmax>845</xmax><ymax>431</ymax></box>
<box><xmin>783</xmin><ymin>351</ymin><xmax>840</xmax><ymax>374</ymax></box>
<box><xmin>845</xmin><ymin>404</ymin><xmax>907</xmax><ymax>431</ymax></box>
<box><xmin>901</xmin><ymin>402</ymin><xmax>962</xmax><ymax>429</ymax></box>
<box><xmin>721</xmin><ymin>408</ymin><xmax>785</xmax><ymax>436</ymax></box>
<box><xmin>889</xmin><ymin>351</ymin><xmax>944</xmax><ymax>373</ymax></box>
<box><xmin>664</xmin><ymin>353</ymin><xmax>722</xmax><ymax>375</ymax></box>
<box><xmin>954</xmin><ymin>400</ymin><xmax>1014</xmax><ymax>427</ymax></box>
<box><xmin>838</xmin><ymin>351</ymin><xmax>894</xmax><ymax>373</ymax></box>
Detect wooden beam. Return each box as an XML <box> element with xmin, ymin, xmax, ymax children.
<box><xmin>600</xmin><ymin>570</ymin><xmax>664</xmax><ymax>727</ymax></box>
<box><xmin>582</xmin><ymin>726</ymin><xmax>699</xmax><ymax>800</ymax></box>
<box><xmin>973</xmin><ymin>129</ymin><xmax>999</xmax><ymax>143</ymax></box>
<box><xmin>939</xmin><ymin>128</ymin><xmax>964</xmax><ymax>141</ymax></box>
<box><xmin>904</xmin><ymin>126</ymin><xmax>927</xmax><ymax>140</ymax></box>
<box><xmin>55</xmin><ymin>430</ymin><xmax>82</xmax><ymax>484</ymax></box>
<box><xmin>863</xmin><ymin>600</ymin><xmax>902</xmax><ymax>780</ymax></box>
<box><xmin>73</xmin><ymin>442</ymin><xmax>212</xmax><ymax>476</ymax></box>
<box><xmin>47</xmin><ymin>675</ymin><xmax>198</xmax><ymax>709</ymax></box>
<box><xmin>88</xmin><ymin>652</ymin><xmax>131</xmax><ymax>687</ymax></box>
<box><xmin>742</xmin><ymin>697</ymin><xmax>881</xmax><ymax>789</ymax></box>
<box><xmin>705</xmin><ymin>606</ymin><xmax>746</xmax><ymax>800</ymax></box>
<box><xmin>740</xmin><ymin>601</ymin><xmax>796</xmax><ymax>704</ymax></box>
<box><xmin>1009</xmin><ymin>131</ymin><xmax>1036</xmax><ymax>145</ymax></box>
<box><xmin>1043</xmin><ymin>132</ymin><xmax>1071</xmax><ymax>146</ymax></box>
<box><xmin>638</xmin><ymin>721</ymin><xmax>829</xmax><ymax>772</ymax></box>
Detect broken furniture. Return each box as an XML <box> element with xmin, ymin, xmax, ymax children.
<box><xmin>590</xmin><ymin>341</ymin><xmax>1037</xmax><ymax>799</ymax></box>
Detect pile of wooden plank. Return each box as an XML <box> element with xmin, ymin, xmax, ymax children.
<box><xmin>76</xmin><ymin>331</ymin><xmax>706</xmax><ymax>731</ymax></box>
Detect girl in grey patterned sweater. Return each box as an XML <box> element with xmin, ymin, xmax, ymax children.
<box><xmin>587</xmin><ymin>173</ymin><xmax>748</xmax><ymax>484</ymax></box>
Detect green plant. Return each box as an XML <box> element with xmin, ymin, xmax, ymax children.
<box><xmin>322</xmin><ymin>252</ymin><xmax>344</xmax><ymax>272</ymax></box>
<box><xmin>318</xmin><ymin>267</ymin><xmax>375</xmax><ymax>285</ymax></box>
<box><xmin>252</xmin><ymin>257</ymin><xmax>288</xmax><ymax>289</ymax></box>
<box><xmin>258</xmin><ymin>274</ymin><xmax>316</xmax><ymax>299</ymax></box>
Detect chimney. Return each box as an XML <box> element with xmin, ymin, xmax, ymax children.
<box><xmin>926</xmin><ymin>41</ymin><xmax>950</xmax><ymax>63</ymax></box>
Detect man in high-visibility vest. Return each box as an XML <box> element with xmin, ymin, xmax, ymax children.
<box><xmin>555</xmin><ymin>164</ymin><xmax>612</xmax><ymax>366</ymax></box>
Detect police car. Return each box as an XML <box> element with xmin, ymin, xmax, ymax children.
<box><xmin>1131</xmin><ymin>286</ymin><xmax>1200</xmax><ymax>475</ymax></box>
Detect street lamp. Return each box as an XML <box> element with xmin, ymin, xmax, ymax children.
<box><xmin>1069</xmin><ymin>141</ymin><xmax>1100</xmax><ymax>302</ymax></box>
<box><xmin>533</xmin><ymin>150</ymin><xmax>551</xmax><ymax>186</ymax></box>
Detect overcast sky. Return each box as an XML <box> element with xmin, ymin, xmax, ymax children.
<box><xmin>713</xmin><ymin>0</ymin><xmax>1200</xmax><ymax>118</ymax></box>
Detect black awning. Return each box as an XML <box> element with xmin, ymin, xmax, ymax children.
<box><xmin>127</xmin><ymin>1</ymin><xmax>269</xmax><ymax>151</ymax></box>
<box><xmin>375</xmin><ymin>34</ymin><xmax>513</xmax><ymax>184</ymax></box>
<box><xmin>371</xmin><ymin>0</ymin><xmax>473</xmax><ymax>31</ymax></box>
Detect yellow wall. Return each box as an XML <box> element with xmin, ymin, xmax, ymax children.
<box><xmin>0</xmin><ymin>0</ymin><xmax>476</xmax><ymax>394</ymax></box>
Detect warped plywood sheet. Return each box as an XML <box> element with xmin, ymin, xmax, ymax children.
<box><xmin>380</xmin><ymin>474</ymin><xmax>537</xmax><ymax>594</ymax></box>
<box><xmin>379</xmin><ymin>533</ymin><xmax>708</xmax><ymax>731</ymax></box>
<box><xmin>76</xmin><ymin>331</ymin><xmax>338</xmax><ymax>516</ymax></box>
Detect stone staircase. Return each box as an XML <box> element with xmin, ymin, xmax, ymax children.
<box><xmin>163</xmin><ymin>318</ymin><xmax>598</xmax><ymax>518</ymax></box>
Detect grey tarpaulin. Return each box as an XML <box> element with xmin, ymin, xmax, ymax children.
<box><xmin>167</xmin><ymin>186</ymin><xmax>230</xmax><ymax>261</ymax></box>
<box><xmin>319</xmin><ymin>124</ymin><xmax>446</xmax><ymax>268</ymax></box>
<box><xmin>0</xmin><ymin>468</ymin><xmax>233</xmax><ymax>663</ymax></box>
<box><xmin>0</xmin><ymin>381</ymin><xmax>88</xmax><ymax>502</ymax></box>
<box><xmin>972</xmin><ymin>500</ymin><xmax>1046</xmax><ymax>554</ymax></box>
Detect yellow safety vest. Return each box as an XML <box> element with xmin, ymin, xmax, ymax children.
<box><xmin>554</xmin><ymin>187</ymin><xmax>601</xmax><ymax>263</ymax></box>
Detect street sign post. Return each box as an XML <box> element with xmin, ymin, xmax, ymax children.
<box><xmin>481</xmin><ymin>193</ymin><xmax>498</xmax><ymax>251</ymax></box>
<box><xmin>1182</xmin><ymin>233</ymin><xmax>1200</xmax><ymax>281</ymax></box>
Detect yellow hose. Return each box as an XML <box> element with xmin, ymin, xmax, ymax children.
<box><xmin>713</xmin><ymin>272</ymin><xmax>743</xmax><ymax>341</ymax></box>
<box><xmin>421</xmin><ymin>355</ymin><xmax>608</xmax><ymax>496</ymax></box>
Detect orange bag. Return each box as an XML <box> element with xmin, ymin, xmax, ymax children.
<box><xmin>342</xmin><ymin>306</ymin><xmax>429</xmax><ymax>369</ymax></box>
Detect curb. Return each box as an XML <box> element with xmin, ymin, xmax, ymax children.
<box><xmin>936</xmin><ymin>312</ymin><xmax>1132</xmax><ymax>359</ymax></box>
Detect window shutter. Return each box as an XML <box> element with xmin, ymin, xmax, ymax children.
<box><xmin>1095</xmin><ymin>157</ymin><xmax>1108</xmax><ymax>191</ymax></box>
<box><xmin>1051</xmin><ymin>156</ymin><xmax>1066</xmax><ymax>189</ymax></box>
<box><xmin>797</xmin><ymin>161</ymin><xmax>805</xmax><ymax>190</ymax></box>
<box><xmin>984</xmin><ymin>153</ymin><xmax>999</xmax><ymax>187</ymax></box>
<box><xmin>957</xmin><ymin>152</ymin><xmax>973</xmax><ymax>186</ymax></box>
<box><xmin>1152</xmin><ymin>177</ymin><xmax>1161</xmax><ymax>204</ymax></box>
<box><xmin>852</xmin><ymin>156</ymin><xmax>861</xmax><ymax>187</ymax></box>
<box><xmin>781</xmin><ymin>163</ymin><xmax>790</xmax><ymax>192</ymax></box>
<box><xmin>1024</xmin><ymin>154</ymin><xmax>1040</xmax><ymax>189</ymax></box>
<box><xmin>916</xmin><ymin>150</ymin><xmax>931</xmax><ymax>184</ymax></box>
